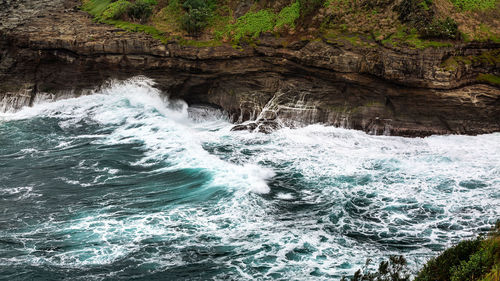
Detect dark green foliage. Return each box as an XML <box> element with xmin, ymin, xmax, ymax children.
<box><xmin>395</xmin><ymin>0</ymin><xmax>459</xmax><ymax>40</ymax></box>
<box><xmin>421</xmin><ymin>17</ymin><xmax>459</xmax><ymax>39</ymax></box>
<box><xmin>298</xmin><ymin>0</ymin><xmax>323</xmax><ymax>18</ymax></box>
<box><xmin>417</xmin><ymin>222</ymin><xmax>500</xmax><ymax>281</ymax></box>
<box><xmin>127</xmin><ymin>0</ymin><xmax>157</xmax><ymax>22</ymax></box>
<box><xmin>450</xmin><ymin>237</ymin><xmax>500</xmax><ymax>281</ymax></box>
<box><xmin>395</xmin><ymin>0</ymin><xmax>434</xmax><ymax>29</ymax></box>
<box><xmin>342</xmin><ymin>256</ymin><xmax>411</xmax><ymax>281</ymax></box>
<box><xmin>181</xmin><ymin>7</ymin><xmax>210</xmax><ymax>35</ymax></box>
<box><xmin>182</xmin><ymin>0</ymin><xmax>215</xmax><ymax>10</ymax></box>
<box><xmin>181</xmin><ymin>0</ymin><xmax>214</xmax><ymax>35</ymax></box>
<box><xmin>415</xmin><ymin>239</ymin><xmax>482</xmax><ymax>281</ymax></box>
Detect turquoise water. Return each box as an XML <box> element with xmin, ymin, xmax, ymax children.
<box><xmin>0</xmin><ymin>77</ymin><xmax>499</xmax><ymax>280</ymax></box>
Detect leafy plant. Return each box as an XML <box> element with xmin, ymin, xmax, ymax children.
<box><xmin>450</xmin><ymin>237</ymin><xmax>500</xmax><ymax>281</ymax></box>
<box><xmin>181</xmin><ymin>0</ymin><xmax>213</xmax><ymax>35</ymax></box>
<box><xmin>416</xmin><ymin>239</ymin><xmax>482</xmax><ymax>281</ymax></box>
<box><xmin>101</xmin><ymin>0</ymin><xmax>132</xmax><ymax>20</ymax></box>
<box><xmin>420</xmin><ymin>17</ymin><xmax>459</xmax><ymax>39</ymax></box>
<box><xmin>417</xmin><ymin>222</ymin><xmax>500</xmax><ymax>281</ymax></box>
<box><xmin>276</xmin><ymin>1</ymin><xmax>300</xmax><ymax>29</ymax></box>
<box><xmin>225</xmin><ymin>9</ymin><xmax>276</xmax><ymax>42</ymax></box>
<box><xmin>127</xmin><ymin>0</ymin><xmax>157</xmax><ymax>22</ymax></box>
<box><xmin>395</xmin><ymin>0</ymin><xmax>434</xmax><ymax>29</ymax></box>
<box><xmin>449</xmin><ymin>0</ymin><xmax>498</xmax><ymax>11</ymax></box>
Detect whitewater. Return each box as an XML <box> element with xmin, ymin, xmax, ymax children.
<box><xmin>0</xmin><ymin>77</ymin><xmax>498</xmax><ymax>280</ymax></box>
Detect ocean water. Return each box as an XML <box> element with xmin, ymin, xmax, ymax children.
<box><xmin>0</xmin><ymin>77</ymin><xmax>499</xmax><ymax>280</ymax></box>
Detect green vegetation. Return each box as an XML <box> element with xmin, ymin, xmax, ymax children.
<box><xmin>106</xmin><ymin>19</ymin><xmax>167</xmax><ymax>42</ymax></box>
<box><xmin>421</xmin><ymin>17</ymin><xmax>459</xmax><ymax>40</ymax></box>
<box><xmin>101</xmin><ymin>0</ymin><xmax>132</xmax><ymax>20</ymax></box>
<box><xmin>223</xmin><ymin>9</ymin><xmax>275</xmax><ymax>42</ymax></box>
<box><xmin>477</xmin><ymin>74</ymin><xmax>500</xmax><ymax>85</ymax></box>
<box><xmin>127</xmin><ymin>0</ymin><xmax>157</xmax><ymax>22</ymax></box>
<box><xmin>381</xmin><ymin>27</ymin><xmax>452</xmax><ymax>49</ymax></box>
<box><xmin>342</xmin><ymin>223</ymin><xmax>500</xmax><ymax>281</ymax></box>
<box><xmin>152</xmin><ymin>0</ymin><xmax>183</xmax><ymax>35</ymax></box>
<box><xmin>82</xmin><ymin>0</ymin><xmax>168</xmax><ymax>42</ymax></box>
<box><xmin>441</xmin><ymin>49</ymin><xmax>500</xmax><ymax>71</ymax></box>
<box><xmin>81</xmin><ymin>0</ymin><xmax>113</xmax><ymax>19</ymax></box>
<box><xmin>416</xmin><ymin>239</ymin><xmax>483</xmax><ymax>280</ymax></box>
<box><xmin>450</xmin><ymin>0</ymin><xmax>498</xmax><ymax>11</ymax></box>
<box><xmin>80</xmin><ymin>0</ymin><xmax>499</xmax><ymax>48</ymax></box>
<box><xmin>418</xmin><ymin>223</ymin><xmax>500</xmax><ymax>281</ymax></box>
<box><xmin>217</xmin><ymin>2</ymin><xmax>300</xmax><ymax>43</ymax></box>
<box><xmin>83</xmin><ymin>0</ymin><xmax>157</xmax><ymax>22</ymax></box>
<box><xmin>276</xmin><ymin>1</ymin><xmax>300</xmax><ymax>30</ymax></box>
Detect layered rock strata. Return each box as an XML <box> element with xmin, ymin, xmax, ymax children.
<box><xmin>1</xmin><ymin>0</ymin><xmax>499</xmax><ymax>136</ymax></box>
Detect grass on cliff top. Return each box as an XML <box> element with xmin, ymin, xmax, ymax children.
<box><xmin>450</xmin><ymin>0</ymin><xmax>499</xmax><ymax>11</ymax></box>
<box><xmin>80</xmin><ymin>0</ymin><xmax>500</xmax><ymax>48</ymax></box>
<box><xmin>81</xmin><ymin>0</ymin><xmax>301</xmax><ymax>45</ymax></box>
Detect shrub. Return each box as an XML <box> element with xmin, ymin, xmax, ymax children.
<box><xmin>181</xmin><ymin>6</ymin><xmax>211</xmax><ymax>35</ymax></box>
<box><xmin>101</xmin><ymin>0</ymin><xmax>132</xmax><ymax>20</ymax></box>
<box><xmin>127</xmin><ymin>0</ymin><xmax>157</xmax><ymax>22</ymax></box>
<box><xmin>417</xmin><ymin>222</ymin><xmax>500</xmax><ymax>281</ymax></box>
<box><xmin>450</xmin><ymin>237</ymin><xmax>500</xmax><ymax>281</ymax></box>
<box><xmin>395</xmin><ymin>0</ymin><xmax>434</xmax><ymax>28</ymax></box>
<box><xmin>396</xmin><ymin>0</ymin><xmax>459</xmax><ymax>40</ymax></box>
<box><xmin>420</xmin><ymin>17</ymin><xmax>459</xmax><ymax>39</ymax></box>
<box><xmin>180</xmin><ymin>0</ymin><xmax>216</xmax><ymax>35</ymax></box>
<box><xmin>415</xmin><ymin>239</ymin><xmax>482</xmax><ymax>281</ymax></box>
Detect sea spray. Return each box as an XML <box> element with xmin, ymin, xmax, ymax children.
<box><xmin>0</xmin><ymin>77</ymin><xmax>499</xmax><ymax>280</ymax></box>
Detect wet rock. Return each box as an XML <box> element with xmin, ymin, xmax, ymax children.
<box><xmin>0</xmin><ymin>0</ymin><xmax>499</xmax><ymax>137</ymax></box>
<box><xmin>256</xmin><ymin>121</ymin><xmax>281</xmax><ymax>134</ymax></box>
<box><xmin>231</xmin><ymin>123</ymin><xmax>258</xmax><ymax>132</ymax></box>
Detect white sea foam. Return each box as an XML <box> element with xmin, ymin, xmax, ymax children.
<box><xmin>1</xmin><ymin>76</ymin><xmax>498</xmax><ymax>279</ymax></box>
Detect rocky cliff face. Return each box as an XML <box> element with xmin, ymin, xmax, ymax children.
<box><xmin>1</xmin><ymin>0</ymin><xmax>499</xmax><ymax>136</ymax></box>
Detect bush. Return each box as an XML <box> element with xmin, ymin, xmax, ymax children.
<box><xmin>181</xmin><ymin>6</ymin><xmax>211</xmax><ymax>35</ymax></box>
<box><xmin>415</xmin><ymin>239</ymin><xmax>482</xmax><ymax>281</ymax></box>
<box><xmin>395</xmin><ymin>0</ymin><xmax>434</xmax><ymax>28</ymax></box>
<box><xmin>417</xmin><ymin>222</ymin><xmax>500</xmax><ymax>281</ymax></box>
<box><xmin>396</xmin><ymin>0</ymin><xmax>459</xmax><ymax>40</ymax></box>
<box><xmin>127</xmin><ymin>0</ymin><xmax>157</xmax><ymax>22</ymax></box>
<box><xmin>421</xmin><ymin>17</ymin><xmax>459</xmax><ymax>39</ymax></box>
<box><xmin>180</xmin><ymin>0</ymin><xmax>216</xmax><ymax>35</ymax></box>
<box><xmin>101</xmin><ymin>0</ymin><xmax>132</xmax><ymax>20</ymax></box>
<box><xmin>450</xmin><ymin>237</ymin><xmax>500</xmax><ymax>281</ymax></box>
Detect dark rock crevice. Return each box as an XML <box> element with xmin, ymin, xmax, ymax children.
<box><xmin>0</xmin><ymin>0</ymin><xmax>499</xmax><ymax>137</ymax></box>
